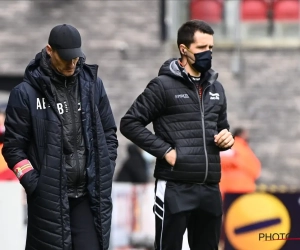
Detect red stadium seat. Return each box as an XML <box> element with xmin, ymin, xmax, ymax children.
<box><xmin>273</xmin><ymin>0</ymin><xmax>299</xmax><ymax>20</ymax></box>
<box><xmin>190</xmin><ymin>0</ymin><xmax>223</xmax><ymax>23</ymax></box>
<box><xmin>241</xmin><ymin>0</ymin><xmax>268</xmax><ymax>21</ymax></box>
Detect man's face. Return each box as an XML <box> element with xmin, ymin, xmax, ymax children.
<box><xmin>46</xmin><ymin>45</ymin><xmax>79</xmax><ymax>77</ymax></box>
<box><xmin>182</xmin><ymin>31</ymin><xmax>214</xmax><ymax>60</ymax></box>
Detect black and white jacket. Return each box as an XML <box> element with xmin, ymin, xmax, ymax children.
<box><xmin>120</xmin><ymin>58</ymin><xmax>230</xmax><ymax>184</ymax></box>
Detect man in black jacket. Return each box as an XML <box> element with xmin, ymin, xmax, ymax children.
<box><xmin>2</xmin><ymin>24</ymin><xmax>118</xmax><ymax>250</ymax></box>
<box><xmin>120</xmin><ymin>20</ymin><xmax>234</xmax><ymax>250</ymax></box>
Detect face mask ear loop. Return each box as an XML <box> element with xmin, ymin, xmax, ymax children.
<box><xmin>181</xmin><ymin>47</ymin><xmax>194</xmax><ymax>67</ymax></box>
<box><xmin>186</xmin><ymin>48</ymin><xmax>197</xmax><ymax>64</ymax></box>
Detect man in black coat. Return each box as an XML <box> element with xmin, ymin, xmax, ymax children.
<box><xmin>120</xmin><ymin>20</ymin><xmax>234</xmax><ymax>250</ymax></box>
<box><xmin>2</xmin><ymin>24</ymin><xmax>118</xmax><ymax>250</ymax></box>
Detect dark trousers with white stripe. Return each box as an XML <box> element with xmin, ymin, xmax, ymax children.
<box><xmin>154</xmin><ymin>180</ymin><xmax>222</xmax><ymax>250</ymax></box>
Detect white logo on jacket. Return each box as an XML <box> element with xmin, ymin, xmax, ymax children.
<box><xmin>175</xmin><ymin>94</ymin><xmax>190</xmax><ymax>99</ymax></box>
<box><xmin>209</xmin><ymin>92</ymin><xmax>219</xmax><ymax>100</ymax></box>
<box><xmin>36</xmin><ymin>98</ymin><xmax>81</xmax><ymax>115</ymax></box>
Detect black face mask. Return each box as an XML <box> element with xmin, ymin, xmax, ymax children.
<box><xmin>191</xmin><ymin>50</ymin><xmax>212</xmax><ymax>74</ymax></box>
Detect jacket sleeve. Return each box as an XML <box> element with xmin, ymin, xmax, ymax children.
<box><xmin>96</xmin><ymin>78</ymin><xmax>118</xmax><ymax>162</ymax></box>
<box><xmin>2</xmin><ymin>87</ymin><xmax>39</xmax><ymax>195</ymax></box>
<box><xmin>120</xmin><ymin>78</ymin><xmax>172</xmax><ymax>158</ymax></box>
<box><xmin>217</xmin><ymin>84</ymin><xmax>231</xmax><ymax>150</ymax></box>
<box><xmin>217</xmin><ymin>85</ymin><xmax>230</xmax><ymax>132</ymax></box>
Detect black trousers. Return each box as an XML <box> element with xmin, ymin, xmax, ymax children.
<box><xmin>154</xmin><ymin>180</ymin><xmax>222</xmax><ymax>250</ymax></box>
<box><xmin>69</xmin><ymin>196</ymin><xmax>101</xmax><ymax>250</ymax></box>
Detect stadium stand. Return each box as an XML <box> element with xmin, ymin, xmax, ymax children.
<box><xmin>240</xmin><ymin>0</ymin><xmax>269</xmax><ymax>38</ymax></box>
<box><xmin>273</xmin><ymin>0</ymin><xmax>300</xmax><ymax>37</ymax></box>
<box><xmin>189</xmin><ymin>0</ymin><xmax>224</xmax><ymax>37</ymax></box>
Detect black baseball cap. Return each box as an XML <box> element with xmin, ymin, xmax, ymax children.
<box><xmin>48</xmin><ymin>24</ymin><xmax>83</xmax><ymax>61</ymax></box>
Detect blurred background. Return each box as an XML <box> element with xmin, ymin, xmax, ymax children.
<box><xmin>0</xmin><ymin>0</ymin><xmax>300</xmax><ymax>249</ymax></box>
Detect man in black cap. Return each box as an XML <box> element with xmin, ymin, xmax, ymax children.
<box><xmin>2</xmin><ymin>24</ymin><xmax>118</xmax><ymax>250</ymax></box>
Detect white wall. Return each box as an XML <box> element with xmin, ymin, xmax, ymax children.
<box><xmin>0</xmin><ymin>182</ymin><xmax>27</xmax><ymax>250</ymax></box>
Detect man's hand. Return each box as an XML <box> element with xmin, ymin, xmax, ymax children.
<box><xmin>214</xmin><ymin>129</ymin><xmax>234</xmax><ymax>149</ymax></box>
<box><xmin>165</xmin><ymin>149</ymin><xmax>177</xmax><ymax>166</ymax></box>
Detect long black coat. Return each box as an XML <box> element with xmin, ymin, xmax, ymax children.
<box><xmin>2</xmin><ymin>52</ymin><xmax>118</xmax><ymax>250</ymax></box>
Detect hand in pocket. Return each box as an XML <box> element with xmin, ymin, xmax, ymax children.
<box><xmin>164</xmin><ymin>149</ymin><xmax>177</xmax><ymax>166</ymax></box>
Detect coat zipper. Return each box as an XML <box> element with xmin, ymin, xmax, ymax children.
<box><xmin>65</xmin><ymin>79</ymin><xmax>80</xmax><ymax>198</ymax></box>
<box><xmin>194</xmin><ymin>83</ymin><xmax>209</xmax><ymax>183</ymax></box>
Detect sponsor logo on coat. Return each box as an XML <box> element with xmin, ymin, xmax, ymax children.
<box><xmin>175</xmin><ymin>94</ymin><xmax>190</xmax><ymax>99</ymax></box>
<box><xmin>209</xmin><ymin>92</ymin><xmax>219</xmax><ymax>100</ymax></box>
<box><xmin>36</xmin><ymin>98</ymin><xmax>81</xmax><ymax>114</ymax></box>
